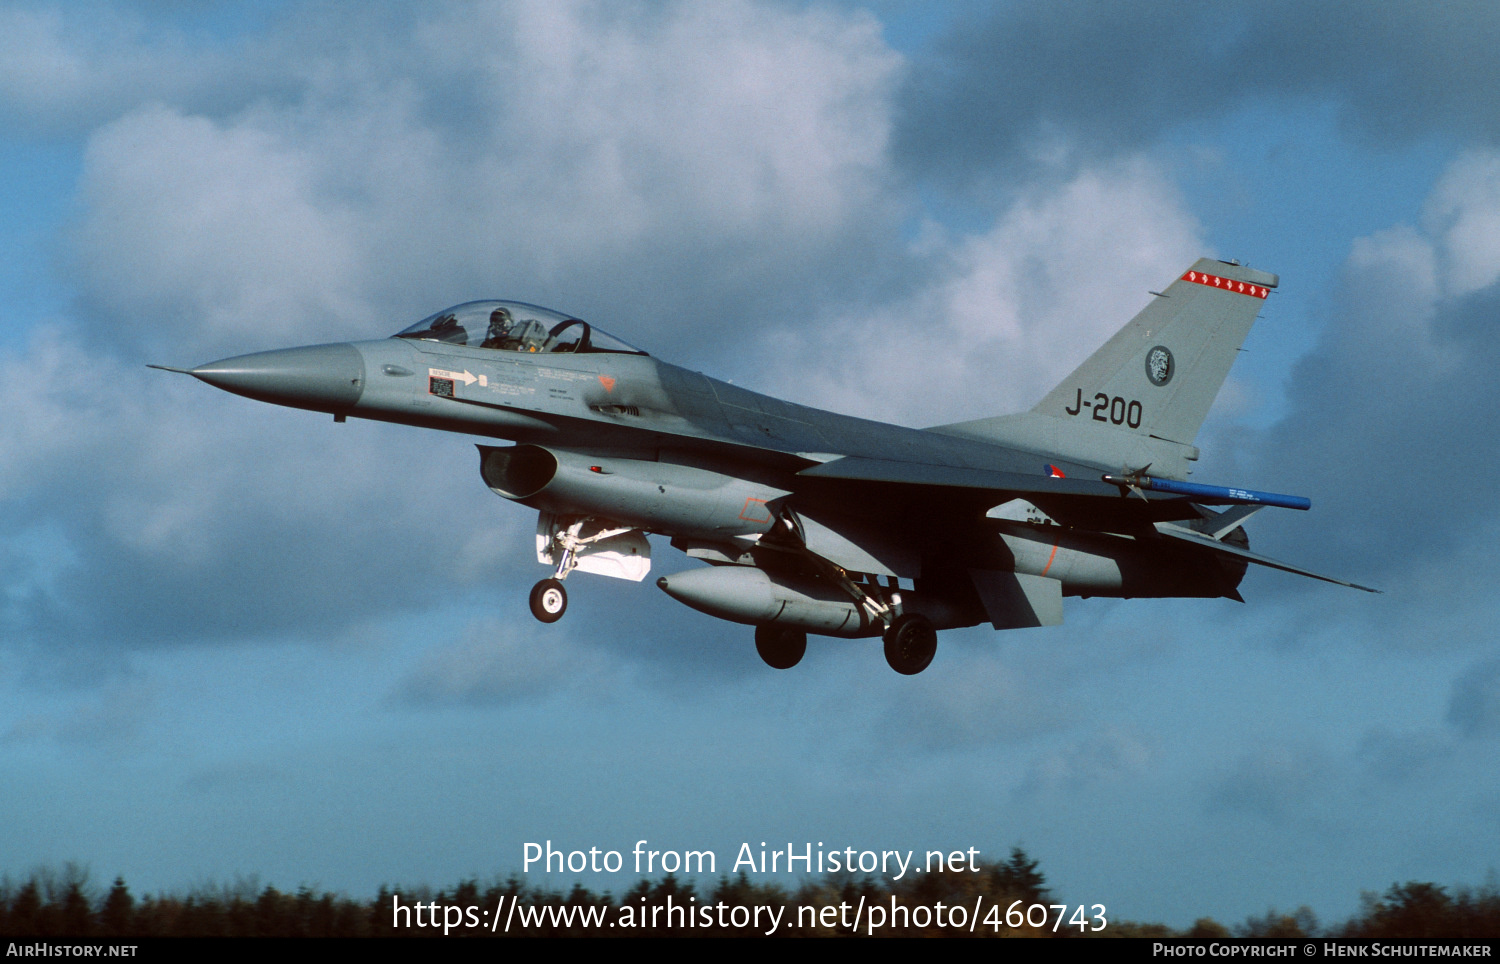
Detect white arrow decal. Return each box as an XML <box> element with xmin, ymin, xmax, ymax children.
<box><xmin>428</xmin><ymin>368</ymin><xmax>479</xmax><ymax>386</ymax></box>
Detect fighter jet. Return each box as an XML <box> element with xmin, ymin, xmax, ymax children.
<box><xmin>155</xmin><ymin>259</ymin><xmax>1375</xmax><ymax>675</ymax></box>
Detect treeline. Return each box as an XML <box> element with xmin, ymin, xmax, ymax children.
<box><xmin>1</xmin><ymin>852</ymin><xmax>1497</xmax><ymax>938</ymax></box>
<box><xmin>1109</xmin><ymin>880</ymin><xmax>1500</xmax><ymax>940</ymax></box>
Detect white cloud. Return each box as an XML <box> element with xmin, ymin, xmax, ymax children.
<box><xmin>417</xmin><ymin>0</ymin><xmax>898</xmax><ymax>241</ymax></box>
<box><xmin>76</xmin><ymin>104</ymin><xmax>369</xmax><ymax>359</ymax></box>
<box><xmin>762</xmin><ymin>160</ymin><xmax>1203</xmax><ymax>425</ymax></box>
<box><xmin>68</xmin><ymin>0</ymin><xmax>903</xmax><ymax>363</ymax></box>
<box><xmin>0</xmin><ymin>5</ymin><xmax>275</xmax><ymax>135</ymax></box>
<box><xmin>1424</xmin><ymin>150</ymin><xmax>1500</xmax><ymax>299</ymax></box>
<box><xmin>1254</xmin><ymin>147</ymin><xmax>1500</xmax><ymax>583</ymax></box>
<box><xmin>0</xmin><ymin>7</ymin><xmax>95</xmax><ymax>115</ymax></box>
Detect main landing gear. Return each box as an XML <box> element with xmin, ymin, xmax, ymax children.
<box><xmin>750</xmin><ymin>613</ymin><xmax>938</xmax><ymax>674</ymax></box>
<box><xmin>835</xmin><ymin>569</ymin><xmax>939</xmax><ymax>675</ymax></box>
<box><xmin>882</xmin><ymin>613</ymin><xmax>937</xmax><ymax>675</ymax></box>
<box><xmin>754</xmin><ymin>625</ymin><xmax>807</xmax><ymax>670</ymax></box>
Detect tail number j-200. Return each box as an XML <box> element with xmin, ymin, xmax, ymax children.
<box><xmin>1065</xmin><ymin>388</ymin><xmax>1142</xmax><ymax>429</ymax></box>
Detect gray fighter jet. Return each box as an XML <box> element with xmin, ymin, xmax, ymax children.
<box><xmin>155</xmin><ymin>259</ymin><xmax>1374</xmax><ymax>674</ymax></box>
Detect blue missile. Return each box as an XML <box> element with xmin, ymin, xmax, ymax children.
<box><xmin>1101</xmin><ymin>474</ymin><xmax>1311</xmax><ymax>510</ymax></box>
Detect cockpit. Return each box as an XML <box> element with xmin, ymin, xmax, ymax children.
<box><xmin>393</xmin><ymin>300</ymin><xmax>648</xmax><ymax>356</ymax></box>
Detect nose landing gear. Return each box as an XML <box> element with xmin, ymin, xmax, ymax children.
<box><xmin>527</xmin><ymin>513</ymin><xmax>651</xmax><ymax>623</ymax></box>
<box><xmin>529</xmin><ymin>578</ymin><xmax>568</xmax><ymax>623</ymax></box>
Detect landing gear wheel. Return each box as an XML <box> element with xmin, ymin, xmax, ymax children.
<box><xmin>754</xmin><ymin>625</ymin><xmax>807</xmax><ymax>670</ymax></box>
<box><xmin>529</xmin><ymin>578</ymin><xmax>568</xmax><ymax>623</ymax></box>
<box><xmin>883</xmin><ymin>613</ymin><xmax>937</xmax><ymax>675</ymax></box>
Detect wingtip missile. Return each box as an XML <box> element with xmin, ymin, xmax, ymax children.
<box><xmin>1103</xmin><ymin>473</ymin><xmax>1312</xmax><ymax>511</ymax></box>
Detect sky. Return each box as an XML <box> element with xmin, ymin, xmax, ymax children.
<box><xmin>1</xmin><ymin>0</ymin><xmax>1498</xmax><ymax>932</ymax></box>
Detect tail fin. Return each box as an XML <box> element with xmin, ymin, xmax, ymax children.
<box><xmin>1031</xmin><ymin>258</ymin><xmax>1277</xmax><ymax>444</ymax></box>
<box><xmin>932</xmin><ymin>259</ymin><xmax>1277</xmax><ymax>478</ymax></box>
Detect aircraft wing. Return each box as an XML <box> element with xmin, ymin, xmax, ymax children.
<box><xmin>795</xmin><ymin>454</ymin><xmax>1210</xmax><ymax>530</ymax></box>
<box><xmin>796</xmin><ymin>456</ymin><xmax>1133</xmax><ymax>500</ymax></box>
<box><xmin>1153</xmin><ymin>522</ymin><xmax>1381</xmax><ymax>593</ymax></box>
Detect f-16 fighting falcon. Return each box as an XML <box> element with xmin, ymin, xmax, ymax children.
<box><xmin>154</xmin><ymin>259</ymin><xmax>1375</xmax><ymax>675</ymax></box>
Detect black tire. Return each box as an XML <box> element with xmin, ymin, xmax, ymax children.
<box><xmin>883</xmin><ymin>613</ymin><xmax>937</xmax><ymax>675</ymax></box>
<box><xmin>754</xmin><ymin>625</ymin><xmax>807</xmax><ymax>670</ymax></box>
<box><xmin>529</xmin><ymin>578</ymin><xmax>568</xmax><ymax>623</ymax></box>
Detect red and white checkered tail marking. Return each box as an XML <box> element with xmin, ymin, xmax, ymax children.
<box><xmin>1181</xmin><ymin>270</ymin><xmax>1270</xmax><ymax>299</ymax></box>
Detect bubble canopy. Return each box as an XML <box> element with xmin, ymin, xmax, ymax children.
<box><xmin>393</xmin><ymin>300</ymin><xmax>647</xmax><ymax>356</ymax></box>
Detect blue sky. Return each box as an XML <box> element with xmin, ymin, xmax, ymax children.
<box><xmin>2</xmin><ymin>0</ymin><xmax>1499</xmax><ymax>931</ymax></box>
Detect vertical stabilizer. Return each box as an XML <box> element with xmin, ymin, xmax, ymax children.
<box><xmin>1031</xmin><ymin>258</ymin><xmax>1277</xmax><ymax>445</ymax></box>
<box><xmin>931</xmin><ymin>259</ymin><xmax>1276</xmax><ymax>478</ymax></box>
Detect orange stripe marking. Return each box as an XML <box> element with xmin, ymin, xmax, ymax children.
<box><xmin>1040</xmin><ymin>537</ymin><xmax>1060</xmax><ymax>577</ymax></box>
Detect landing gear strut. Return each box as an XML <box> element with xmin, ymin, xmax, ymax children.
<box><xmin>528</xmin><ymin>514</ymin><xmax>647</xmax><ymax>623</ymax></box>
<box><xmin>529</xmin><ymin>578</ymin><xmax>568</xmax><ymax>623</ymax></box>
<box><xmin>883</xmin><ymin>613</ymin><xmax>937</xmax><ymax>675</ymax></box>
<box><xmin>754</xmin><ymin>625</ymin><xmax>807</xmax><ymax>670</ymax></box>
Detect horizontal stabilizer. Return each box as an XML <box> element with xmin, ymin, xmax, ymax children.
<box><xmin>1194</xmin><ymin>504</ymin><xmax>1263</xmax><ymax>540</ymax></box>
<box><xmin>1154</xmin><ymin>522</ymin><xmax>1379</xmax><ymax>593</ymax></box>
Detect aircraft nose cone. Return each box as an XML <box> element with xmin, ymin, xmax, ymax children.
<box><xmin>190</xmin><ymin>343</ymin><xmax>365</xmax><ymax>411</ymax></box>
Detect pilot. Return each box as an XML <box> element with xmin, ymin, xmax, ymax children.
<box><xmin>481</xmin><ymin>307</ymin><xmax>516</xmax><ymax>350</ymax></box>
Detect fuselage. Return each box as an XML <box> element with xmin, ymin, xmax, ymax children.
<box><xmin>187</xmin><ymin>331</ymin><xmax>1244</xmax><ymax>610</ymax></box>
